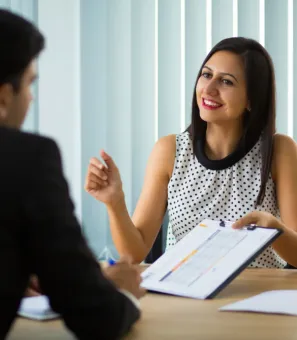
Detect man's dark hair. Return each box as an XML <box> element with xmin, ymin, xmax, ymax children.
<box><xmin>0</xmin><ymin>9</ymin><xmax>45</xmax><ymax>92</ymax></box>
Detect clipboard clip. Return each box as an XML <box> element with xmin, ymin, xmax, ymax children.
<box><xmin>246</xmin><ymin>224</ymin><xmax>257</xmax><ymax>230</ymax></box>
<box><xmin>219</xmin><ymin>220</ymin><xmax>256</xmax><ymax>230</ymax></box>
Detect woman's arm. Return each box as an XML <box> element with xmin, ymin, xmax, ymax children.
<box><xmin>85</xmin><ymin>135</ymin><xmax>176</xmax><ymax>263</ymax></box>
<box><xmin>270</xmin><ymin>134</ymin><xmax>297</xmax><ymax>266</ymax></box>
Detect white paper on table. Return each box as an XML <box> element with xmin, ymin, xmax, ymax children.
<box><xmin>219</xmin><ymin>290</ymin><xmax>297</xmax><ymax>316</ymax></box>
<box><xmin>18</xmin><ymin>295</ymin><xmax>60</xmax><ymax>320</ymax></box>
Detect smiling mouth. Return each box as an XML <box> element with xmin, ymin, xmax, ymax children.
<box><xmin>202</xmin><ymin>98</ymin><xmax>223</xmax><ymax>110</ymax></box>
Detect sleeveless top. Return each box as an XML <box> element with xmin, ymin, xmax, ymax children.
<box><xmin>166</xmin><ymin>132</ymin><xmax>286</xmax><ymax>268</ymax></box>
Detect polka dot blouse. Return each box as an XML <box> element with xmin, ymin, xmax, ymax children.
<box><xmin>166</xmin><ymin>132</ymin><xmax>286</xmax><ymax>268</ymax></box>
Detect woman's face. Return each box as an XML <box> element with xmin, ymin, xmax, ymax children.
<box><xmin>196</xmin><ymin>51</ymin><xmax>249</xmax><ymax>124</ymax></box>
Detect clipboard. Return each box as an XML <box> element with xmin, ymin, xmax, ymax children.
<box><xmin>141</xmin><ymin>219</ymin><xmax>283</xmax><ymax>299</ymax></box>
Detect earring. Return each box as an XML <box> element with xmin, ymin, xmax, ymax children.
<box><xmin>247</xmin><ymin>107</ymin><xmax>251</xmax><ymax>112</ymax></box>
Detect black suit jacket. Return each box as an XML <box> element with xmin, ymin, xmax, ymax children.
<box><xmin>0</xmin><ymin>127</ymin><xmax>139</xmax><ymax>339</ymax></box>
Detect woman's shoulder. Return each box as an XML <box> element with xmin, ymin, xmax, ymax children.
<box><xmin>152</xmin><ymin>133</ymin><xmax>191</xmax><ymax>178</ymax></box>
<box><xmin>271</xmin><ymin>133</ymin><xmax>297</xmax><ymax>179</ymax></box>
<box><xmin>155</xmin><ymin>132</ymin><xmax>191</xmax><ymax>153</ymax></box>
<box><xmin>155</xmin><ymin>134</ymin><xmax>176</xmax><ymax>151</ymax></box>
<box><xmin>147</xmin><ymin>135</ymin><xmax>176</xmax><ymax>179</ymax></box>
<box><xmin>273</xmin><ymin>134</ymin><xmax>297</xmax><ymax>161</ymax></box>
<box><xmin>273</xmin><ymin>133</ymin><xmax>296</xmax><ymax>149</ymax></box>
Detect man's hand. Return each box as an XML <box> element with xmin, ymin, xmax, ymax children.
<box><xmin>232</xmin><ymin>211</ymin><xmax>285</xmax><ymax>230</ymax></box>
<box><xmin>103</xmin><ymin>262</ymin><xmax>146</xmax><ymax>300</ymax></box>
<box><xmin>24</xmin><ymin>275</ymin><xmax>42</xmax><ymax>297</ymax></box>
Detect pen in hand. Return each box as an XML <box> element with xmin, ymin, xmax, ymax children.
<box><xmin>108</xmin><ymin>258</ymin><xmax>116</xmax><ymax>266</ymax></box>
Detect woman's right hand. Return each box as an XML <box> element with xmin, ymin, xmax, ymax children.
<box><xmin>85</xmin><ymin>150</ymin><xmax>124</xmax><ymax>207</ymax></box>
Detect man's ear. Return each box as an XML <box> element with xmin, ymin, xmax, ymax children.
<box><xmin>246</xmin><ymin>99</ymin><xmax>251</xmax><ymax>112</ymax></box>
<box><xmin>0</xmin><ymin>84</ymin><xmax>13</xmax><ymax>119</ymax></box>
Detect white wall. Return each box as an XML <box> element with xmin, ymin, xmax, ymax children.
<box><xmin>37</xmin><ymin>0</ymin><xmax>82</xmax><ymax>220</ymax></box>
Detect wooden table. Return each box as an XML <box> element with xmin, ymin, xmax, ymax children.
<box><xmin>8</xmin><ymin>269</ymin><xmax>297</xmax><ymax>340</ymax></box>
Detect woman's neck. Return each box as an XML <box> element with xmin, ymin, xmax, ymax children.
<box><xmin>204</xmin><ymin>121</ymin><xmax>243</xmax><ymax>160</ymax></box>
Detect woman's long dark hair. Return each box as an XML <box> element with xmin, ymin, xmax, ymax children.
<box><xmin>188</xmin><ymin>37</ymin><xmax>276</xmax><ymax>206</ymax></box>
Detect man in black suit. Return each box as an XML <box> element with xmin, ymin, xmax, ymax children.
<box><xmin>0</xmin><ymin>9</ymin><xmax>144</xmax><ymax>340</ymax></box>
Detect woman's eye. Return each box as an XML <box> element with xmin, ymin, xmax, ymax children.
<box><xmin>222</xmin><ymin>79</ymin><xmax>233</xmax><ymax>86</ymax></box>
<box><xmin>202</xmin><ymin>72</ymin><xmax>211</xmax><ymax>79</ymax></box>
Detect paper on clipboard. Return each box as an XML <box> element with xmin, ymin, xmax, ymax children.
<box><xmin>141</xmin><ymin>219</ymin><xmax>282</xmax><ymax>299</ymax></box>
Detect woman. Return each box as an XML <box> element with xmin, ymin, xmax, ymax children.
<box><xmin>85</xmin><ymin>37</ymin><xmax>297</xmax><ymax>268</ymax></box>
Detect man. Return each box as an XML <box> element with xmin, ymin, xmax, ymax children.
<box><xmin>0</xmin><ymin>9</ymin><xmax>144</xmax><ymax>339</ymax></box>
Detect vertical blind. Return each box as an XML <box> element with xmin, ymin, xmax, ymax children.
<box><xmin>1</xmin><ymin>0</ymin><xmax>295</xmax><ymax>257</ymax></box>
<box><xmin>81</xmin><ymin>0</ymin><xmax>296</xmax><ymax>256</ymax></box>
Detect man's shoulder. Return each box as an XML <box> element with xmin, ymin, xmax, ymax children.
<box><xmin>0</xmin><ymin>128</ymin><xmax>63</xmax><ymax>192</ymax></box>
<box><xmin>0</xmin><ymin>127</ymin><xmax>58</xmax><ymax>154</ymax></box>
<box><xmin>0</xmin><ymin>127</ymin><xmax>61</xmax><ymax>175</ymax></box>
